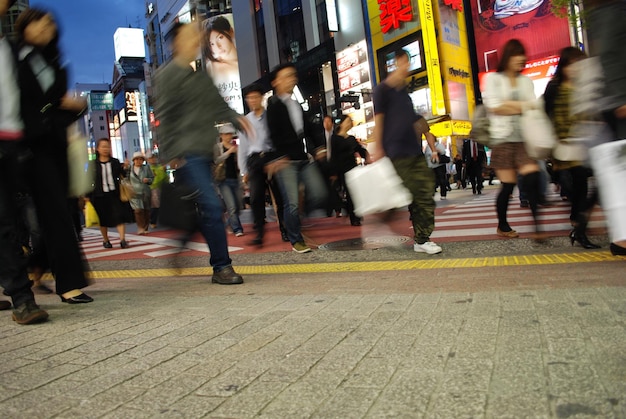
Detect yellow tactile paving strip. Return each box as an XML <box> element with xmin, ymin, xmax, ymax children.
<box><xmin>46</xmin><ymin>251</ymin><xmax>622</xmax><ymax>279</ymax></box>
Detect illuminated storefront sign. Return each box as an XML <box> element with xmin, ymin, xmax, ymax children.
<box><xmin>377</xmin><ymin>0</ymin><xmax>413</xmax><ymax>33</ymax></box>
<box><xmin>418</xmin><ymin>0</ymin><xmax>446</xmax><ymax>116</ymax></box>
<box><xmin>125</xmin><ymin>91</ymin><xmax>139</xmax><ymax>122</ymax></box>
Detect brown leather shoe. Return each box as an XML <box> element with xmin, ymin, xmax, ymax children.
<box><xmin>211</xmin><ymin>266</ymin><xmax>243</xmax><ymax>285</ymax></box>
<box><xmin>496</xmin><ymin>228</ymin><xmax>519</xmax><ymax>238</ymax></box>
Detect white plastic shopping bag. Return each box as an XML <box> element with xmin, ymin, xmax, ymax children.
<box><xmin>345</xmin><ymin>157</ymin><xmax>413</xmax><ymax>217</ymax></box>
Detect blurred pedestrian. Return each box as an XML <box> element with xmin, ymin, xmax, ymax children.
<box><xmin>587</xmin><ymin>0</ymin><xmax>626</xmax><ymax>255</ymax></box>
<box><xmin>147</xmin><ymin>152</ymin><xmax>167</xmax><ymax>229</ymax></box>
<box><xmin>16</xmin><ymin>7</ymin><xmax>92</xmax><ymax>304</ymax></box>
<box><xmin>0</xmin><ymin>0</ymin><xmax>48</xmax><ymax>323</ymax></box>
<box><xmin>265</xmin><ymin>63</ymin><xmax>328</xmax><ymax>253</ymax></box>
<box><xmin>329</xmin><ymin>115</ymin><xmax>370</xmax><ymax>225</ymax></box>
<box><xmin>424</xmin><ymin>139</ymin><xmax>449</xmax><ymax>200</ymax></box>
<box><xmin>154</xmin><ymin>21</ymin><xmax>253</xmax><ymax>285</ymax></box>
<box><xmin>453</xmin><ymin>154</ymin><xmax>465</xmax><ymax>189</ymax></box>
<box><xmin>543</xmin><ymin>46</ymin><xmax>599</xmax><ymax>249</ymax></box>
<box><xmin>482</xmin><ymin>39</ymin><xmax>544</xmax><ymax>240</ymax></box>
<box><xmin>214</xmin><ymin>123</ymin><xmax>244</xmax><ymax>236</ymax></box>
<box><xmin>237</xmin><ymin>83</ymin><xmax>288</xmax><ymax>246</ymax></box>
<box><xmin>127</xmin><ymin>151</ymin><xmax>153</xmax><ymax>235</ymax></box>
<box><xmin>89</xmin><ymin>138</ymin><xmax>132</xmax><ymax>249</ymax></box>
<box><xmin>463</xmin><ymin>139</ymin><xmax>486</xmax><ymax>194</ymax></box>
<box><xmin>372</xmin><ymin>49</ymin><xmax>442</xmax><ymax>254</ymax></box>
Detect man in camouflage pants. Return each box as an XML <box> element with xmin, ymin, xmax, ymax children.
<box><xmin>372</xmin><ymin>49</ymin><xmax>442</xmax><ymax>254</ymax></box>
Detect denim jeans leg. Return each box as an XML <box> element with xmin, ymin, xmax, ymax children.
<box><xmin>219</xmin><ymin>178</ymin><xmax>243</xmax><ymax>233</ymax></box>
<box><xmin>300</xmin><ymin>161</ymin><xmax>328</xmax><ymax>213</ymax></box>
<box><xmin>177</xmin><ymin>155</ymin><xmax>232</xmax><ymax>270</ymax></box>
<box><xmin>275</xmin><ymin>162</ymin><xmax>303</xmax><ymax>244</ymax></box>
<box><xmin>0</xmin><ymin>142</ymin><xmax>36</xmax><ymax>307</ymax></box>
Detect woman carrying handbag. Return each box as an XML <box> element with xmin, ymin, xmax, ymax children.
<box><xmin>544</xmin><ymin>47</ymin><xmax>600</xmax><ymax>249</ymax></box>
<box><xmin>482</xmin><ymin>39</ymin><xmax>545</xmax><ymax>241</ymax></box>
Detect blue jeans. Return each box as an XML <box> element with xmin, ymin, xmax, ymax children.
<box><xmin>274</xmin><ymin>160</ymin><xmax>327</xmax><ymax>244</ymax></box>
<box><xmin>218</xmin><ymin>177</ymin><xmax>243</xmax><ymax>234</ymax></box>
<box><xmin>176</xmin><ymin>155</ymin><xmax>232</xmax><ymax>271</ymax></box>
<box><xmin>0</xmin><ymin>141</ymin><xmax>36</xmax><ymax>307</ymax></box>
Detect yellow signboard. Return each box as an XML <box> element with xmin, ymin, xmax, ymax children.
<box><xmin>417</xmin><ymin>0</ymin><xmax>446</xmax><ymax>116</ymax></box>
<box><xmin>430</xmin><ymin>120</ymin><xmax>472</xmax><ymax>137</ymax></box>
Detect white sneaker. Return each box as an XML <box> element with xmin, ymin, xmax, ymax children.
<box><xmin>414</xmin><ymin>241</ymin><xmax>442</xmax><ymax>254</ymax></box>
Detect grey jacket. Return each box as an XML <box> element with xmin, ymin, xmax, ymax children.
<box><xmin>154</xmin><ymin>61</ymin><xmax>242</xmax><ymax>162</ymax></box>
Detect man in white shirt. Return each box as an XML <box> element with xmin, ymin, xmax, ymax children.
<box><xmin>237</xmin><ymin>83</ymin><xmax>288</xmax><ymax>245</ymax></box>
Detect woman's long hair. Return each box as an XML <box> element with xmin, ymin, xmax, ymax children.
<box><xmin>552</xmin><ymin>46</ymin><xmax>586</xmax><ymax>85</ymax></box>
<box><xmin>496</xmin><ymin>39</ymin><xmax>526</xmax><ymax>73</ymax></box>
<box><xmin>202</xmin><ymin>16</ymin><xmax>234</xmax><ymax>63</ymax></box>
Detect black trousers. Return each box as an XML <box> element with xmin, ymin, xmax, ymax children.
<box><xmin>247</xmin><ymin>152</ymin><xmax>285</xmax><ymax>237</ymax></box>
<box><xmin>27</xmin><ymin>139</ymin><xmax>88</xmax><ymax>295</ymax></box>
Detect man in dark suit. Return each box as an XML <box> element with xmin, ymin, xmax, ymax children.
<box><xmin>463</xmin><ymin>139</ymin><xmax>486</xmax><ymax>194</ymax></box>
<box><xmin>265</xmin><ymin>63</ymin><xmax>328</xmax><ymax>253</ymax></box>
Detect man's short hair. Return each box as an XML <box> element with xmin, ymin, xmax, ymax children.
<box><xmin>269</xmin><ymin>62</ymin><xmax>297</xmax><ymax>83</ymax></box>
<box><xmin>244</xmin><ymin>83</ymin><xmax>265</xmax><ymax>96</ymax></box>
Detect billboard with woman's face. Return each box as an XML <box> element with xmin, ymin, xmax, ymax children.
<box><xmin>201</xmin><ymin>14</ymin><xmax>244</xmax><ymax>114</ymax></box>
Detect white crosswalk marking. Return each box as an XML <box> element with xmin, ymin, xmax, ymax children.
<box><xmin>80</xmin><ymin>230</ymin><xmax>243</xmax><ymax>260</ymax></box>
<box><xmin>431</xmin><ymin>192</ymin><xmax>605</xmax><ymax>240</ymax></box>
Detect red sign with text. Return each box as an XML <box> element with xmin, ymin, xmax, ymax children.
<box><xmin>378</xmin><ymin>0</ymin><xmax>413</xmax><ymax>33</ymax></box>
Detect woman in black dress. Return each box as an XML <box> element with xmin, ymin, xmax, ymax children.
<box><xmin>89</xmin><ymin>138</ymin><xmax>132</xmax><ymax>249</ymax></box>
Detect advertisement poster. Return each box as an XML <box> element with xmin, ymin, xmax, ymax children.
<box><xmin>201</xmin><ymin>13</ymin><xmax>244</xmax><ymax>114</ymax></box>
<box><xmin>469</xmin><ymin>0</ymin><xmax>570</xmax><ymax>73</ymax></box>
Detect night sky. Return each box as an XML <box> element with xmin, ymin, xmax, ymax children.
<box><xmin>32</xmin><ymin>0</ymin><xmax>147</xmax><ymax>86</ymax></box>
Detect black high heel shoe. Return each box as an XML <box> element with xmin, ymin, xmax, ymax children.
<box><xmin>610</xmin><ymin>242</ymin><xmax>626</xmax><ymax>256</ymax></box>
<box><xmin>569</xmin><ymin>229</ymin><xmax>601</xmax><ymax>249</ymax></box>
<box><xmin>61</xmin><ymin>293</ymin><xmax>94</xmax><ymax>304</ymax></box>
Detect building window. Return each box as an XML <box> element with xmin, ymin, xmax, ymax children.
<box><xmin>252</xmin><ymin>0</ymin><xmax>269</xmax><ymax>76</ymax></box>
<box><xmin>275</xmin><ymin>0</ymin><xmax>306</xmax><ymax>63</ymax></box>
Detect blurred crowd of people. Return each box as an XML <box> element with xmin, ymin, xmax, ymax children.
<box><xmin>2</xmin><ymin>1</ymin><xmax>625</xmax><ymax>326</ymax></box>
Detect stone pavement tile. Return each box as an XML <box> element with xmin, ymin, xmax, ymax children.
<box><xmin>0</xmin><ymin>356</ymin><xmax>35</xmax><ymax>376</ymax></box>
<box><xmin>1</xmin><ymin>363</ymin><xmax>83</xmax><ymax>391</ymax></box>
<box><xmin>195</xmin><ymin>363</ymin><xmax>269</xmax><ymax>397</ymax></box>
<box><xmin>222</xmin><ymin>330</ymin><xmax>283</xmax><ymax>357</ymax></box>
<box><xmin>486</xmin><ymin>393</ymin><xmax>550</xmax><ymax>418</ymax></box>
<box><xmin>0</xmin><ymin>384</ymin><xmax>21</xmax><ymax>403</ymax></box>
<box><xmin>15</xmin><ymin>395</ymin><xmax>75</xmax><ymax>419</ymax></box>
<box><xmin>123</xmin><ymin>355</ymin><xmax>199</xmax><ymax>389</ymax></box>
<box><xmin>428</xmin><ymin>390</ymin><xmax>487</xmax><ymax>418</ymax></box>
<box><xmin>165</xmin><ymin>394</ymin><xmax>225</xmax><ymax>418</ymax></box>
<box><xmin>342</xmin><ymin>357</ymin><xmax>398</xmax><ymax>389</ymax></box>
<box><xmin>367</xmin><ymin>332</ymin><xmax>418</xmax><ymax>361</ymax></box>
<box><xmin>541</xmin><ymin>317</ymin><xmax>585</xmax><ymax>339</ymax></box>
<box><xmin>259</xmin><ymin>351</ymin><xmax>323</xmax><ymax>383</ymax></box>
<box><xmin>310</xmin><ymin>387</ymin><xmax>380</xmax><ymax>419</ymax></box>
<box><xmin>341</xmin><ymin>295</ymin><xmax>388</xmax><ymax>319</ymax></box>
<box><xmin>0</xmin><ymin>387</ymin><xmax>58</xmax><ymax>417</ymax></box>
<box><xmin>256</xmin><ymin>379</ymin><xmax>336</xmax><ymax>418</ymax></box>
<box><xmin>209</xmin><ymin>380</ymin><xmax>289</xmax><ymax>418</ymax></box>
<box><xmin>545</xmin><ymin>337</ymin><xmax>590</xmax><ymax>363</ymax></box>
<box><xmin>47</xmin><ymin>383</ymin><xmax>145</xmax><ymax>417</ymax></box>
<box><xmin>367</xmin><ymin>367</ymin><xmax>439</xmax><ymax>417</ymax></box>
<box><xmin>119</xmin><ymin>372</ymin><xmax>209</xmax><ymax>412</ymax></box>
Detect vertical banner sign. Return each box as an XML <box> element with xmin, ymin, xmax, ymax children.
<box><xmin>201</xmin><ymin>13</ymin><xmax>244</xmax><ymax>114</ymax></box>
<box><xmin>417</xmin><ymin>0</ymin><xmax>446</xmax><ymax>116</ymax></box>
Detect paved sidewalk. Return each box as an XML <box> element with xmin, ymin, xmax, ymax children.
<box><xmin>0</xmin><ymin>259</ymin><xmax>624</xmax><ymax>418</ymax></box>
